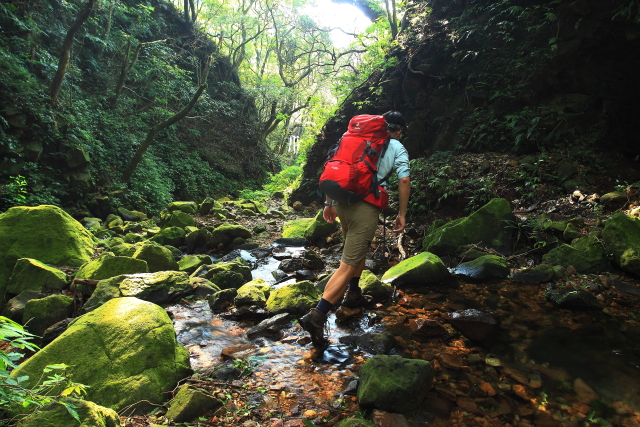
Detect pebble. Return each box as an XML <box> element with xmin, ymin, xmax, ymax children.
<box><xmin>303</xmin><ymin>409</ymin><xmax>317</xmax><ymax>419</ymax></box>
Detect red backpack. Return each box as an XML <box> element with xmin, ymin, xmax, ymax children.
<box><xmin>318</xmin><ymin>115</ymin><xmax>391</xmax><ymax>210</ymax></box>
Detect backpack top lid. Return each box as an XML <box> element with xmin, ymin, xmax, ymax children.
<box><xmin>347</xmin><ymin>115</ymin><xmax>387</xmax><ymax>136</ymax></box>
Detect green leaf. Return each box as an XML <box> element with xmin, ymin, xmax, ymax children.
<box><xmin>60</xmin><ymin>401</ymin><xmax>81</xmax><ymax>422</ymax></box>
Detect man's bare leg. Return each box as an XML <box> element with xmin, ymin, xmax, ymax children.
<box><xmin>322</xmin><ymin>259</ymin><xmax>366</xmax><ymax>304</ymax></box>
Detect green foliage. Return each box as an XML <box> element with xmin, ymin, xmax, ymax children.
<box><xmin>240</xmin><ymin>165</ymin><xmax>302</xmax><ymax>201</ymax></box>
<box><xmin>0</xmin><ymin>317</ymin><xmax>88</xmax><ymax>422</ymax></box>
<box><xmin>612</xmin><ymin>1</ymin><xmax>640</xmax><ymax>23</ymax></box>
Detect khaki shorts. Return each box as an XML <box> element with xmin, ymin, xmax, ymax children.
<box><xmin>335</xmin><ymin>201</ymin><xmax>380</xmax><ymax>267</ymax></box>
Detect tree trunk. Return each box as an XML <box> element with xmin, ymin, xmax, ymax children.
<box><xmin>110</xmin><ymin>40</ymin><xmax>143</xmax><ymax>109</ymax></box>
<box><xmin>99</xmin><ymin>1</ymin><xmax>116</xmax><ymax>57</ymax></box>
<box><xmin>122</xmin><ymin>56</ymin><xmax>213</xmax><ymax>182</ymax></box>
<box><xmin>50</xmin><ymin>0</ymin><xmax>98</xmax><ymax>105</ymax></box>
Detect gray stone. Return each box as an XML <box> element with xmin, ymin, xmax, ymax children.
<box><xmin>510</xmin><ymin>265</ymin><xmax>554</xmax><ymax>284</ymax></box>
<box><xmin>338</xmin><ymin>332</ymin><xmax>395</xmax><ymax>354</ymax></box>
<box><xmin>453</xmin><ymin>255</ymin><xmax>509</xmax><ymax>280</ymax></box>
<box><xmin>447</xmin><ymin>309</ymin><xmax>497</xmax><ymax>341</ymax></box>
<box><xmin>246</xmin><ymin>313</ymin><xmax>292</xmax><ymax>339</ymax></box>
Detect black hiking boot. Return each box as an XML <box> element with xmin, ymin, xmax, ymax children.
<box><xmin>341</xmin><ymin>288</ymin><xmax>374</xmax><ymax>309</ymax></box>
<box><xmin>299</xmin><ymin>308</ymin><xmax>329</xmax><ymax>351</ymax></box>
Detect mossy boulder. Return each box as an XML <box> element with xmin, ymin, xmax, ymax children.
<box><xmin>82</xmin><ymin>271</ymin><xmax>192</xmax><ymax>313</ymax></box>
<box><xmin>265</xmin><ymin>281</ymin><xmax>320</xmax><ymax>315</ymax></box>
<box><xmin>132</xmin><ymin>244</ymin><xmax>179</xmax><ymax>273</ymax></box>
<box><xmin>185</xmin><ymin>228</ymin><xmax>212</xmax><ymax>252</ymax></box>
<box><xmin>75</xmin><ymin>254</ymin><xmax>149</xmax><ymax>281</ymax></box>
<box><xmin>110</xmin><ymin>243</ymin><xmax>136</xmax><ymax>257</ymax></box>
<box><xmin>282</xmin><ymin>210</ymin><xmax>338</xmax><ymax>240</ymax></box>
<box><xmin>282</xmin><ymin>218</ymin><xmax>311</xmax><ymax>239</ymax></box>
<box><xmin>357</xmin><ymin>355</ymin><xmax>434</xmax><ymax>413</ymax></box>
<box><xmin>602</xmin><ymin>211</ymin><xmax>640</xmax><ymax>276</ymax></box>
<box><xmin>117</xmin><ymin>207</ymin><xmax>146</xmax><ymax>222</ymax></box>
<box><xmin>15</xmin><ymin>397</ymin><xmax>121</xmax><ymax>427</ymax></box>
<box><xmin>178</xmin><ymin>255</ymin><xmax>211</xmax><ymax>274</ymax></box>
<box><xmin>165</xmin><ymin>385</ymin><xmax>222</xmax><ymax>423</ymax></box>
<box><xmin>199</xmin><ymin>197</ymin><xmax>216</xmax><ymax>215</ymax></box>
<box><xmin>190</xmin><ymin>277</ymin><xmax>220</xmax><ymax>297</ymax></box>
<box><xmin>106</xmin><ymin>214</ymin><xmax>123</xmax><ymax>229</ymax></box>
<box><xmin>600</xmin><ymin>191</ymin><xmax>627</xmax><ymax>207</ymax></box>
<box><xmin>1</xmin><ymin>290</ymin><xmax>41</xmax><ymax>322</ymax></box>
<box><xmin>149</xmin><ymin>227</ymin><xmax>186</xmax><ymax>247</ymax></box>
<box><xmin>22</xmin><ymin>294</ymin><xmax>74</xmax><ymax>337</ymax></box>
<box><xmin>0</xmin><ymin>205</ymin><xmax>95</xmax><ymax>299</ymax></box>
<box><xmin>422</xmin><ymin>198</ymin><xmax>516</xmax><ymax>256</ymax></box>
<box><xmin>192</xmin><ymin>261</ymin><xmax>252</xmax><ymax>289</ymax></box>
<box><xmin>359</xmin><ymin>270</ymin><xmax>392</xmax><ymax>302</ymax></box>
<box><xmin>167</xmin><ymin>211</ymin><xmax>196</xmax><ymax>229</ymax></box>
<box><xmin>452</xmin><ymin>255</ymin><xmax>509</xmax><ymax>280</ymax></box>
<box><xmin>207</xmin><ymin>224</ymin><xmax>252</xmax><ymax>248</ymax></box>
<box><xmin>303</xmin><ymin>250</ymin><xmax>324</xmax><ymax>270</ymax></box>
<box><xmin>542</xmin><ymin>235</ymin><xmax>610</xmax><ymax>274</ymax></box>
<box><xmin>234</xmin><ymin>279</ymin><xmax>270</xmax><ymax>307</ymax></box>
<box><xmin>381</xmin><ymin>252</ymin><xmax>451</xmax><ymax>285</ymax></box>
<box><xmin>11</xmin><ymin>297</ymin><xmax>191</xmax><ymax>413</ymax></box>
<box><xmin>167</xmin><ymin>201</ymin><xmax>198</xmax><ymax>214</ymax></box>
<box><xmin>6</xmin><ymin>258</ymin><xmax>67</xmax><ymax>295</ymax></box>
<box><xmin>208</xmin><ymin>288</ymin><xmax>238</xmax><ymax>311</ymax></box>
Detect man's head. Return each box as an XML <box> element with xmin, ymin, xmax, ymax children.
<box><xmin>383</xmin><ymin>111</ymin><xmax>406</xmax><ymax>138</ymax></box>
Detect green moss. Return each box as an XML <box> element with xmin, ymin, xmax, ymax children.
<box><xmin>282</xmin><ymin>218</ymin><xmax>312</xmax><ymax>238</ymax></box>
<box><xmin>209</xmin><ymin>224</ymin><xmax>252</xmax><ymax>247</ymax></box>
<box><xmin>22</xmin><ymin>294</ymin><xmax>74</xmax><ymax>337</ymax></box>
<box><xmin>15</xmin><ymin>397</ymin><xmax>121</xmax><ymax>427</ymax></box>
<box><xmin>167</xmin><ymin>211</ymin><xmax>196</xmax><ymax>228</ymax></box>
<box><xmin>132</xmin><ymin>244</ymin><xmax>179</xmax><ymax>273</ymax></box>
<box><xmin>0</xmin><ymin>205</ymin><xmax>96</xmax><ymax>298</ymax></box>
<box><xmin>165</xmin><ymin>385</ymin><xmax>221</xmax><ymax>423</ymax></box>
<box><xmin>335</xmin><ymin>419</ymin><xmax>376</xmax><ymax>427</ymax></box>
<box><xmin>359</xmin><ymin>270</ymin><xmax>392</xmax><ymax>301</ymax></box>
<box><xmin>265</xmin><ymin>281</ymin><xmax>319</xmax><ymax>315</ymax></box>
<box><xmin>149</xmin><ymin>227</ymin><xmax>186</xmax><ymax>247</ymax></box>
<box><xmin>542</xmin><ymin>235</ymin><xmax>610</xmax><ymax>274</ymax></box>
<box><xmin>357</xmin><ymin>355</ymin><xmax>434</xmax><ymax>413</ymax></box>
<box><xmin>235</xmin><ymin>283</ymin><xmax>267</xmax><ymax>307</ymax></box>
<box><xmin>603</xmin><ymin>211</ymin><xmax>640</xmax><ymax>276</ymax></box>
<box><xmin>167</xmin><ymin>201</ymin><xmax>198</xmax><ymax>214</ymax></box>
<box><xmin>422</xmin><ymin>198</ymin><xmax>515</xmax><ymax>256</ymax></box>
<box><xmin>12</xmin><ymin>298</ymin><xmax>191</xmax><ymax>413</ymax></box>
<box><xmin>178</xmin><ymin>255</ymin><xmax>210</xmax><ymax>274</ymax></box>
<box><xmin>381</xmin><ymin>252</ymin><xmax>450</xmax><ymax>285</ymax></box>
<box><xmin>7</xmin><ymin>258</ymin><xmax>67</xmax><ymax>294</ymax></box>
<box><xmin>82</xmin><ymin>271</ymin><xmax>192</xmax><ymax>313</ymax></box>
<box><xmin>76</xmin><ymin>255</ymin><xmax>149</xmax><ymax>280</ymax></box>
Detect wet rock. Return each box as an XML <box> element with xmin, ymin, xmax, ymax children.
<box><xmin>235</xmin><ymin>279</ymin><xmax>270</xmax><ymax>307</ymax></box>
<box><xmin>221</xmin><ymin>343</ymin><xmax>259</xmax><ymax>359</ymax></box>
<box><xmin>167</xmin><ymin>211</ymin><xmax>196</xmax><ymax>228</ymax></box>
<box><xmin>358</xmin><ymin>355</ymin><xmax>434</xmax><ymax>413</ymax></box>
<box><xmin>371</xmin><ymin>410</ymin><xmax>409</xmax><ymax>427</ymax></box>
<box><xmin>190</xmin><ymin>277</ymin><xmax>220</xmax><ymax>297</ymax></box>
<box><xmin>253</xmin><ymin>224</ymin><xmax>267</xmax><ymax>234</ymax></box>
<box><xmin>339</xmin><ymin>332</ymin><xmax>395</xmax><ymax>355</ymax></box>
<box><xmin>204</xmin><ymin>362</ymin><xmax>242</xmax><ymax>382</ymax></box>
<box><xmin>602</xmin><ymin>211</ymin><xmax>640</xmax><ymax>276</ymax></box>
<box><xmin>279</xmin><ymin>258</ymin><xmax>304</xmax><ymax>272</ymax></box>
<box><xmin>74</xmin><ymin>255</ymin><xmax>149</xmax><ymax>293</ymax></box>
<box><xmin>282</xmin><ymin>210</ymin><xmax>337</xmax><ymax>240</ymax></box>
<box><xmin>273</xmin><ymin>252</ymin><xmax>292</xmax><ymax>261</ymax></box>
<box><xmin>340</xmin><ymin>379</ymin><xmax>359</xmax><ymax>396</ymax></box>
<box><xmin>302</xmin><ymin>250</ymin><xmax>324</xmax><ymax>270</ymax></box>
<box><xmin>359</xmin><ymin>270</ymin><xmax>392</xmax><ymax>303</ymax></box>
<box><xmin>295</xmin><ymin>270</ymin><xmax>316</xmax><ymax>281</ymax></box>
<box><xmin>542</xmin><ymin>235</ymin><xmax>610</xmax><ymax>274</ymax></box>
<box><xmin>510</xmin><ymin>265</ymin><xmax>554</xmax><ymax>284</ymax></box>
<box><xmin>23</xmin><ymin>294</ymin><xmax>74</xmax><ymax>338</ymax></box>
<box><xmin>381</xmin><ymin>252</ymin><xmax>451</xmax><ymax>286</ymax></box>
<box><xmin>364</xmin><ymin>259</ymin><xmax>382</xmax><ymax>273</ymax></box>
<box><xmin>195</xmin><ymin>261</ymin><xmax>252</xmax><ymax>289</ymax></box>
<box><xmin>219</xmin><ymin>306</ymin><xmax>268</xmax><ymax>320</ymax></box>
<box><xmin>573</xmin><ymin>378</ymin><xmax>598</xmax><ymax>404</ymax></box>
<box><xmin>453</xmin><ymin>255</ymin><xmax>509</xmax><ymax>280</ymax></box>
<box><xmin>246</xmin><ymin>313</ymin><xmax>292</xmax><ymax>339</ymax></box>
<box><xmin>234</xmin><ymin>243</ymin><xmax>260</xmax><ymax>250</ymax></box>
<box><xmin>165</xmin><ymin>385</ymin><xmax>222</xmax><ymax>423</ymax></box>
<box><xmin>422</xmin><ymin>198</ymin><xmax>516</xmax><ymax>256</ymax></box>
<box><xmin>274</xmin><ymin>237</ymin><xmax>306</xmax><ymax>246</ymax></box>
<box><xmin>335</xmin><ymin>306</ymin><xmax>361</xmax><ymax>321</ymax></box>
<box><xmin>250</xmin><ymin>247</ymin><xmax>273</xmax><ymax>259</ymax></box>
<box><xmin>447</xmin><ymin>309</ymin><xmax>497</xmax><ymax>341</ymax></box>
<box><xmin>544</xmin><ymin>286</ymin><xmax>599</xmax><ymax>309</ymax></box>
<box><xmin>409</xmin><ymin>317</ymin><xmax>447</xmax><ymax>337</ymax></box>
<box><xmin>199</xmin><ymin>197</ymin><xmax>216</xmax><ymax>215</ymax></box>
<box><xmin>266</xmin><ymin>281</ymin><xmax>320</xmax><ymax>315</ymax></box>
<box><xmin>272</xmin><ymin>269</ymin><xmax>289</xmax><ymax>282</ymax></box>
<box><xmin>208</xmin><ymin>288</ymin><xmax>238</xmax><ymax>311</ymax></box>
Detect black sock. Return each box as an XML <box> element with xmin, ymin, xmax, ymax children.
<box><xmin>348</xmin><ymin>277</ymin><xmax>361</xmax><ymax>292</ymax></box>
<box><xmin>315</xmin><ymin>298</ymin><xmax>333</xmax><ymax>314</ymax></box>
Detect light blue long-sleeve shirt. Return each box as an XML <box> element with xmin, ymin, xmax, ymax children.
<box><xmin>377</xmin><ymin>138</ymin><xmax>410</xmax><ymax>186</ymax></box>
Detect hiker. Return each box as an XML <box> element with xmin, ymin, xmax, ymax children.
<box><xmin>299</xmin><ymin>111</ymin><xmax>410</xmax><ymax>351</ymax></box>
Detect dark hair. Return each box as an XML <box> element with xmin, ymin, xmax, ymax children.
<box><xmin>383</xmin><ymin>111</ymin><xmax>406</xmax><ymax>131</ymax></box>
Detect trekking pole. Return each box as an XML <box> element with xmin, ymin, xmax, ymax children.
<box><xmin>383</xmin><ymin>211</ymin><xmax>386</xmax><ymax>257</ymax></box>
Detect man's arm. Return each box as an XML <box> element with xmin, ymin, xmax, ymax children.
<box><xmin>394</xmin><ymin>176</ymin><xmax>410</xmax><ymax>233</ymax></box>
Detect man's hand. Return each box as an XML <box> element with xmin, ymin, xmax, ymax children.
<box><xmin>323</xmin><ymin>206</ymin><xmax>337</xmax><ymax>223</ymax></box>
<box><xmin>393</xmin><ymin>213</ymin><xmax>406</xmax><ymax>233</ymax></box>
